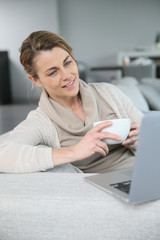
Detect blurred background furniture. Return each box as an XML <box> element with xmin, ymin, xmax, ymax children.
<box><xmin>117</xmin><ymin>50</ymin><xmax>160</xmax><ymax>79</ymax></box>
<box><xmin>90</xmin><ymin>50</ymin><xmax>160</xmax><ymax>83</ymax></box>
<box><xmin>113</xmin><ymin>77</ymin><xmax>160</xmax><ymax>112</ymax></box>
<box><xmin>0</xmin><ymin>51</ymin><xmax>12</xmax><ymax>104</ymax></box>
<box><xmin>123</xmin><ymin>63</ymin><xmax>156</xmax><ymax>81</ymax></box>
<box><xmin>0</xmin><ymin>103</ymin><xmax>37</xmax><ymax>135</ymax></box>
<box><xmin>90</xmin><ymin>62</ymin><xmax>156</xmax><ymax>81</ymax></box>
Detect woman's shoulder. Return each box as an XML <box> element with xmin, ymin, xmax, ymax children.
<box><xmin>88</xmin><ymin>81</ymin><xmax>122</xmax><ymax>95</ymax></box>
<box><xmin>25</xmin><ymin>107</ymin><xmax>57</xmax><ymax>131</ymax></box>
<box><xmin>27</xmin><ymin>107</ymin><xmax>51</xmax><ymax>120</ymax></box>
<box><xmin>12</xmin><ymin>107</ymin><xmax>59</xmax><ymax>147</ymax></box>
<box><xmin>89</xmin><ymin>81</ymin><xmax>119</xmax><ymax>89</ymax></box>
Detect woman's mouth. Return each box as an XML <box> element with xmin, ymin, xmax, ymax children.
<box><xmin>63</xmin><ymin>79</ymin><xmax>75</xmax><ymax>88</ymax></box>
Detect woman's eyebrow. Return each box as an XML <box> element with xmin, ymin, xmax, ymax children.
<box><xmin>63</xmin><ymin>55</ymin><xmax>70</xmax><ymax>63</ymax></box>
<box><xmin>44</xmin><ymin>66</ymin><xmax>56</xmax><ymax>74</ymax></box>
<box><xmin>44</xmin><ymin>55</ymin><xmax>70</xmax><ymax>74</ymax></box>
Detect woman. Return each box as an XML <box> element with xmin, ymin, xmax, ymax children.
<box><xmin>0</xmin><ymin>30</ymin><xmax>143</xmax><ymax>173</ymax></box>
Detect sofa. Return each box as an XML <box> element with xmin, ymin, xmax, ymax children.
<box><xmin>113</xmin><ymin>77</ymin><xmax>160</xmax><ymax>112</ymax></box>
<box><xmin>1</xmin><ymin>78</ymin><xmax>160</xmax><ymax>240</ymax></box>
<box><xmin>0</xmin><ymin>171</ymin><xmax>160</xmax><ymax>240</ymax></box>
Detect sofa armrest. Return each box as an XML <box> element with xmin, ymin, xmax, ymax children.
<box><xmin>0</xmin><ymin>173</ymin><xmax>159</xmax><ymax>240</ymax></box>
<box><xmin>0</xmin><ymin>131</ymin><xmax>11</xmax><ymax>143</ymax></box>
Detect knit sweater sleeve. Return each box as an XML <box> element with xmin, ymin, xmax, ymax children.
<box><xmin>0</xmin><ymin>108</ymin><xmax>60</xmax><ymax>173</ymax></box>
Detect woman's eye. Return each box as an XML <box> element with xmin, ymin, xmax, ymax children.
<box><xmin>65</xmin><ymin>60</ymin><xmax>72</xmax><ymax>66</ymax></box>
<box><xmin>48</xmin><ymin>71</ymin><xmax>56</xmax><ymax>77</ymax></box>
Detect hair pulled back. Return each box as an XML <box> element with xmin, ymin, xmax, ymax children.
<box><xmin>19</xmin><ymin>30</ymin><xmax>74</xmax><ymax>78</ymax></box>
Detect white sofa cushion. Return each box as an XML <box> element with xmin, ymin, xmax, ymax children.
<box><xmin>139</xmin><ymin>78</ymin><xmax>160</xmax><ymax>110</ymax></box>
<box><xmin>140</xmin><ymin>78</ymin><xmax>160</xmax><ymax>92</ymax></box>
<box><xmin>113</xmin><ymin>77</ymin><xmax>149</xmax><ymax>113</ymax></box>
<box><xmin>139</xmin><ymin>84</ymin><xmax>160</xmax><ymax>110</ymax></box>
<box><xmin>0</xmin><ymin>173</ymin><xmax>160</xmax><ymax>240</ymax></box>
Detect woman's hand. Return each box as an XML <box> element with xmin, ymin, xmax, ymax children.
<box><xmin>122</xmin><ymin>122</ymin><xmax>139</xmax><ymax>150</ymax></box>
<box><xmin>71</xmin><ymin>121</ymin><xmax>122</xmax><ymax>162</ymax></box>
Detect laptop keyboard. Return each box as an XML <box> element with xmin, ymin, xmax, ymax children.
<box><xmin>110</xmin><ymin>180</ymin><xmax>131</xmax><ymax>194</ymax></box>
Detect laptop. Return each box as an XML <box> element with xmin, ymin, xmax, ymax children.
<box><xmin>85</xmin><ymin>111</ymin><xmax>160</xmax><ymax>205</ymax></box>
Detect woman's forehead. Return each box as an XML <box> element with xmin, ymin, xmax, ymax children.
<box><xmin>33</xmin><ymin>47</ymin><xmax>70</xmax><ymax>68</ymax></box>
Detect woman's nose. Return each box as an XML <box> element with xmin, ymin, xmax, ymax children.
<box><xmin>61</xmin><ymin>68</ymin><xmax>71</xmax><ymax>80</ymax></box>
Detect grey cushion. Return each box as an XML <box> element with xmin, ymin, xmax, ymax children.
<box><xmin>140</xmin><ymin>78</ymin><xmax>160</xmax><ymax>93</ymax></box>
<box><xmin>139</xmin><ymin>84</ymin><xmax>160</xmax><ymax>110</ymax></box>
<box><xmin>114</xmin><ymin>77</ymin><xmax>149</xmax><ymax>113</ymax></box>
<box><xmin>0</xmin><ymin>173</ymin><xmax>160</xmax><ymax>240</ymax></box>
<box><xmin>139</xmin><ymin>78</ymin><xmax>160</xmax><ymax>110</ymax></box>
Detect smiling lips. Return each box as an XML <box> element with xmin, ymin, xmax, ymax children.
<box><xmin>62</xmin><ymin>79</ymin><xmax>75</xmax><ymax>88</ymax></box>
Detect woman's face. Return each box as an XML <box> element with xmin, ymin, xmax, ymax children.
<box><xmin>30</xmin><ymin>47</ymin><xmax>79</xmax><ymax>103</ymax></box>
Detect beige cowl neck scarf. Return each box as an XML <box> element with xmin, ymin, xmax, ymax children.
<box><xmin>39</xmin><ymin>79</ymin><xmax>99</xmax><ymax>135</ymax></box>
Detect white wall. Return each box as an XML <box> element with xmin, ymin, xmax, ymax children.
<box><xmin>58</xmin><ymin>0</ymin><xmax>160</xmax><ymax>66</ymax></box>
<box><xmin>1</xmin><ymin>0</ymin><xmax>160</xmax><ymax>101</ymax></box>
<box><xmin>0</xmin><ymin>0</ymin><xmax>59</xmax><ymax>102</ymax></box>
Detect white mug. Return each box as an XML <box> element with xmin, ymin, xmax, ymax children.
<box><xmin>93</xmin><ymin>118</ymin><xmax>131</xmax><ymax>145</ymax></box>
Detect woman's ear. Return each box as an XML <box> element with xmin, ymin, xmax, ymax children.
<box><xmin>28</xmin><ymin>75</ymin><xmax>42</xmax><ymax>87</ymax></box>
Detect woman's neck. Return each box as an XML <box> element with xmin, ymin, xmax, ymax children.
<box><xmin>68</xmin><ymin>95</ymin><xmax>82</xmax><ymax>111</ymax></box>
<box><xmin>50</xmin><ymin>93</ymin><xmax>82</xmax><ymax>112</ymax></box>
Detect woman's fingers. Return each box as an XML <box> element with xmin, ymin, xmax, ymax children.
<box><xmin>91</xmin><ymin>121</ymin><xmax>112</xmax><ymax>132</ymax></box>
<box><xmin>128</xmin><ymin>130</ymin><xmax>139</xmax><ymax>138</ymax></box>
<box><xmin>130</xmin><ymin>121</ymin><xmax>138</xmax><ymax>130</ymax></box>
<box><xmin>90</xmin><ymin>121</ymin><xmax>122</xmax><ymax>142</ymax></box>
<box><xmin>96</xmin><ymin>140</ymin><xmax>109</xmax><ymax>156</ymax></box>
<box><xmin>123</xmin><ymin>136</ymin><xmax>138</xmax><ymax>146</ymax></box>
<box><xmin>88</xmin><ymin>131</ymin><xmax>122</xmax><ymax>142</ymax></box>
<box><xmin>73</xmin><ymin>122</ymin><xmax>122</xmax><ymax>160</ymax></box>
<box><xmin>122</xmin><ymin>122</ymin><xmax>139</xmax><ymax>149</ymax></box>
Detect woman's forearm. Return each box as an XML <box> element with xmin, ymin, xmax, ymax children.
<box><xmin>52</xmin><ymin>121</ymin><xmax>122</xmax><ymax>166</ymax></box>
<box><xmin>52</xmin><ymin>147</ymin><xmax>76</xmax><ymax>166</ymax></box>
<box><xmin>0</xmin><ymin>142</ymin><xmax>53</xmax><ymax>173</ymax></box>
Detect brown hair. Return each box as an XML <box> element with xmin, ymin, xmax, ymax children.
<box><xmin>19</xmin><ymin>30</ymin><xmax>76</xmax><ymax>78</ymax></box>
